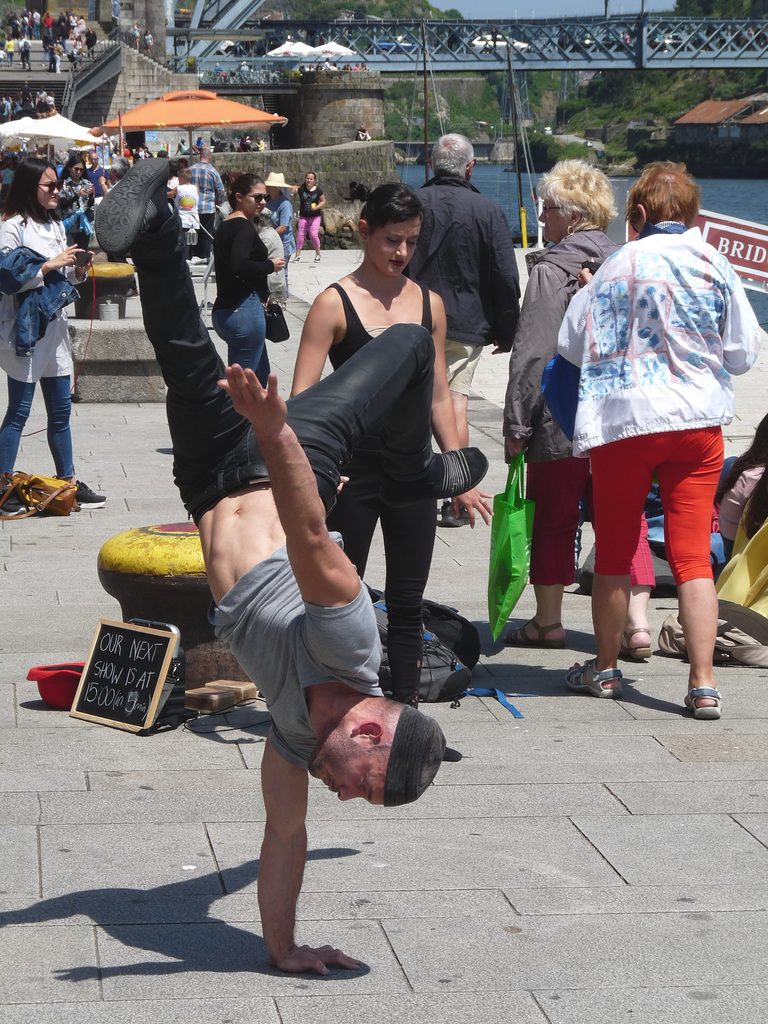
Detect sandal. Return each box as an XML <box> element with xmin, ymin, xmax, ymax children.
<box><xmin>619</xmin><ymin>627</ymin><xmax>652</xmax><ymax>661</ymax></box>
<box><xmin>502</xmin><ymin>618</ymin><xmax>565</xmax><ymax>649</ymax></box>
<box><xmin>684</xmin><ymin>686</ymin><xmax>722</xmax><ymax>721</ymax></box>
<box><xmin>565</xmin><ymin>658</ymin><xmax>622</xmax><ymax>698</ymax></box>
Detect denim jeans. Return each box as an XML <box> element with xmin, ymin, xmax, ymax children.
<box><xmin>0</xmin><ymin>374</ymin><xmax>74</xmax><ymax>477</ymax></box>
<box><xmin>129</xmin><ymin>217</ymin><xmax>436</xmax><ymax>524</ymax></box>
<box><xmin>212</xmin><ymin>293</ymin><xmax>269</xmax><ymax>386</ymax></box>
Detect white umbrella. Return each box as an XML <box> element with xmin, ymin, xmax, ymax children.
<box><xmin>0</xmin><ymin>113</ymin><xmax>101</xmax><ymax>150</ymax></box>
<box><xmin>306</xmin><ymin>41</ymin><xmax>358</xmax><ymax>59</ymax></box>
<box><xmin>266</xmin><ymin>40</ymin><xmax>316</xmax><ymax>59</ymax></box>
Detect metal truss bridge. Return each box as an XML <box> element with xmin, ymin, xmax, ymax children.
<box><xmin>169</xmin><ymin>12</ymin><xmax>768</xmax><ymax>73</ymax></box>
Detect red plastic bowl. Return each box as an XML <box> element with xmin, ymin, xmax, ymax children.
<box><xmin>27</xmin><ymin>663</ymin><xmax>85</xmax><ymax>710</ymax></box>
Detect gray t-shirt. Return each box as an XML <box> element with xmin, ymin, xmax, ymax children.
<box><xmin>213</xmin><ymin>538</ymin><xmax>383</xmax><ymax>769</ymax></box>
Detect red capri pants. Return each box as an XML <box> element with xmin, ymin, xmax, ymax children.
<box><xmin>590</xmin><ymin>426</ymin><xmax>724</xmax><ymax>585</ymax></box>
<box><xmin>527</xmin><ymin>456</ymin><xmax>654</xmax><ymax>588</ymax></box>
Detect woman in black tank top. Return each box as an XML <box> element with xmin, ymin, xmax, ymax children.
<box><xmin>291</xmin><ymin>183</ymin><xmax>491</xmax><ymax>707</ymax></box>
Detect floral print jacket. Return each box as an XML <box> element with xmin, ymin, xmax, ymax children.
<box><xmin>558</xmin><ymin>228</ymin><xmax>761</xmax><ymax>456</ymax></box>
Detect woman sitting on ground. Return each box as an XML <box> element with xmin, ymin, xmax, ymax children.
<box><xmin>716</xmin><ymin>412</ymin><xmax>768</xmax><ymax>564</ymax></box>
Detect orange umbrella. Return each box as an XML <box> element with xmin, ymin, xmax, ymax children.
<box><xmin>100</xmin><ymin>89</ymin><xmax>287</xmax><ymax>151</ymax></box>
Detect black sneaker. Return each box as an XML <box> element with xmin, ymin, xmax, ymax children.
<box><xmin>95</xmin><ymin>158</ymin><xmax>172</xmax><ymax>255</ymax></box>
<box><xmin>0</xmin><ymin>490</ymin><xmax>29</xmax><ymax>517</ymax></box>
<box><xmin>438</xmin><ymin>499</ymin><xmax>470</xmax><ymax>529</ymax></box>
<box><xmin>380</xmin><ymin>447</ymin><xmax>488</xmax><ymax>507</ymax></box>
<box><xmin>74</xmin><ymin>480</ymin><xmax>107</xmax><ymax>509</ymax></box>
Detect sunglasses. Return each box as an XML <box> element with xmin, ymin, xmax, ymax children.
<box><xmin>248</xmin><ymin>192</ymin><xmax>268</xmax><ymax>202</ymax></box>
<box><xmin>38</xmin><ymin>181</ymin><xmax>61</xmax><ymax>193</ymax></box>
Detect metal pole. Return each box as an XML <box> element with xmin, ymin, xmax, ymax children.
<box><xmin>422</xmin><ymin>19</ymin><xmax>429</xmax><ymax>184</ymax></box>
<box><xmin>507</xmin><ymin>45</ymin><xmax>527</xmax><ymax>247</ymax></box>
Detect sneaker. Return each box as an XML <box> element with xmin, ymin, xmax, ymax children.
<box><xmin>95</xmin><ymin>158</ymin><xmax>172</xmax><ymax>256</ymax></box>
<box><xmin>438</xmin><ymin>499</ymin><xmax>470</xmax><ymax>528</ymax></box>
<box><xmin>0</xmin><ymin>490</ymin><xmax>29</xmax><ymax>517</ymax></box>
<box><xmin>74</xmin><ymin>480</ymin><xmax>107</xmax><ymax>509</ymax></box>
<box><xmin>380</xmin><ymin>448</ymin><xmax>488</xmax><ymax>507</ymax></box>
<box><xmin>314</xmin><ymin>253</ymin><xmax>321</xmax><ymax>263</ymax></box>
<box><xmin>293</xmin><ymin>252</ymin><xmax>301</xmax><ymax>261</ymax></box>
<box><xmin>189</xmin><ymin>255</ymin><xmax>208</xmax><ymax>265</ymax></box>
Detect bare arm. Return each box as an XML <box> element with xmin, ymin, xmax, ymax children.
<box><xmin>219</xmin><ymin>366</ymin><xmax>360</xmax><ymax>607</ymax></box>
<box><xmin>259</xmin><ymin>741</ymin><xmax>361</xmax><ymax>974</ymax></box>
<box><xmin>428</xmin><ymin>293</ymin><xmax>492</xmax><ymax>527</ymax></box>
<box><xmin>290</xmin><ymin>288</ymin><xmax>344</xmax><ymax>396</ymax></box>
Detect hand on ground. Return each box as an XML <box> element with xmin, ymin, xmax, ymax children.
<box><xmin>273</xmin><ymin>943</ymin><xmax>362</xmax><ymax>975</ymax></box>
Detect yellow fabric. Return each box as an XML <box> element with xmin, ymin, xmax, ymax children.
<box><xmin>717</xmin><ymin>516</ymin><xmax>768</xmax><ymax>614</ymax></box>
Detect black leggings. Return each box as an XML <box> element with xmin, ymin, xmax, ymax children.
<box><xmin>129</xmin><ymin>216</ymin><xmax>438</xmax><ymax>524</ymax></box>
<box><xmin>328</xmin><ymin>447</ymin><xmax>435</xmax><ymax>706</ymax></box>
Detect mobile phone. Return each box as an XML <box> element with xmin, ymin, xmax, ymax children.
<box><xmin>581</xmin><ymin>259</ymin><xmax>600</xmax><ymax>274</ymax></box>
<box><xmin>75</xmin><ymin>250</ymin><xmax>92</xmax><ymax>267</ymax></box>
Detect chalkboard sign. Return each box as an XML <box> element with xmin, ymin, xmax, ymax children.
<box><xmin>70</xmin><ymin>619</ymin><xmax>180</xmax><ymax>733</ymax></box>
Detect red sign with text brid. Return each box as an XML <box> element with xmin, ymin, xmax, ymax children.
<box><xmin>696</xmin><ymin>208</ymin><xmax>768</xmax><ymax>285</ymax></box>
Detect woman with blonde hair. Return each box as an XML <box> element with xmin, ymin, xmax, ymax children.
<box><xmin>559</xmin><ymin>162</ymin><xmax>761</xmax><ymax>717</ymax></box>
<box><xmin>503</xmin><ymin>159</ymin><xmax>655</xmax><ymax>653</ymax></box>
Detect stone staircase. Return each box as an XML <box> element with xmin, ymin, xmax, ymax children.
<box><xmin>0</xmin><ymin>38</ymin><xmax>69</xmax><ymax>113</ymax></box>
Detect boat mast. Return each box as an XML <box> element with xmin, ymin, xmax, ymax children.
<box><xmin>422</xmin><ymin>19</ymin><xmax>429</xmax><ymax>183</ymax></box>
<box><xmin>507</xmin><ymin>44</ymin><xmax>528</xmax><ymax>247</ymax></box>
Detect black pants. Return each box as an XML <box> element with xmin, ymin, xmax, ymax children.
<box><xmin>195</xmin><ymin>212</ymin><xmax>215</xmax><ymax>260</ymax></box>
<box><xmin>130</xmin><ymin>216</ymin><xmax>437</xmax><ymax>524</ymax></box>
<box><xmin>328</xmin><ymin>447</ymin><xmax>435</xmax><ymax>706</ymax></box>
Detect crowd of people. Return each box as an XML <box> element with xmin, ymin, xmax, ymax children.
<box><xmin>0</xmin><ymin>11</ymin><xmax>98</xmax><ymax>72</ymax></box>
<box><xmin>0</xmin><ymin>139</ymin><xmax>763</xmax><ymax>721</ymax></box>
<box><xmin>0</xmin><ymin>84</ymin><xmax>55</xmax><ymax>123</ymax></box>
<box><xmin>0</xmin><ymin>131</ymin><xmax>764</xmax><ymax>975</ymax></box>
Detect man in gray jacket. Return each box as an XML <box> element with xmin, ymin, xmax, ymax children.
<box><xmin>407</xmin><ymin>133</ymin><xmax>520</xmax><ymax>526</ymax></box>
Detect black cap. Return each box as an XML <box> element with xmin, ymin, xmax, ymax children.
<box><xmin>383</xmin><ymin>706</ymin><xmax>446</xmax><ymax>806</ymax></box>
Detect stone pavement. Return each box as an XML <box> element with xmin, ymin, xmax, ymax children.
<box><xmin>0</xmin><ymin>251</ymin><xmax>766</xmax><ymax>1024</ymax></box>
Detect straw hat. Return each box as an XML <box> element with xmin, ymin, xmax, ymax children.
<box><xmin>264</xmin><ymin>171</ymin><xmax>288</xmax><ymax>188</ymax></box>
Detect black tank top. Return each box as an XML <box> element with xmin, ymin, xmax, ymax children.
<box><xmin>327</xmin><ymin>282</ymin><xmax>433</xmax><ymax>371</ymax></box>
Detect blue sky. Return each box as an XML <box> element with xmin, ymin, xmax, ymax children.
<box><xmin>453</xmin><ymin>2</ymin><xmax>673</xmax><ymax>17</ymax></box>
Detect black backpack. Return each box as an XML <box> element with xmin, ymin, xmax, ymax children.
<box><xmin>367</xmin><ymin>588</ymin><xmax>479</xmax><ymax>703</ymax></box>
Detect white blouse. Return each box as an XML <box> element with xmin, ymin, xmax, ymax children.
<box><xmin>0</xmin><ymin>216</ymin><xmax>76</xmax><ymax>383</ymax></box>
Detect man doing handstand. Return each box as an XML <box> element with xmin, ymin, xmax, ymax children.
<box><xmin>95</xmin><ymin>160</ymin><xmax>488</xmax><ymax>975</ymax></box>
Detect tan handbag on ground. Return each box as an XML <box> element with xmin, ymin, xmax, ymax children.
<box><xmin>0</xmin><ymin>471</ymin><xmax>78</xmax><ymax>519</ymax></box>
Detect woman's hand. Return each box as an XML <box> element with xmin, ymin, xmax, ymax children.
<box><xmin>450</xmin><ymin>488</ymin><xmax>493</xmax><ymax>528</ymax></box>
<box><xmin>272</xmin><ymin>256</ymin><xmax>286</xmax><ymax>272</ymax></box>
<box><xmin>506</xmin><ymin>437</ymin><xmax>526</xmax><ymax>458</ymax></box>
<box><xmin>41</xmin><ymin>245</ymin><xmax>81</xmax><ymax>275</ymax></box>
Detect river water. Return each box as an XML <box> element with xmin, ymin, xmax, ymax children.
<box><xmin>399</xmin><ymin>164</ymin><xmax>768</xmax><ymax>326</ymax></box>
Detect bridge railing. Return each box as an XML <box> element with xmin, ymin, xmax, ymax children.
<box><xmin>171</xmin><ymin>16</ymin><xmax>768</xmax><ymax>72</ymax></box>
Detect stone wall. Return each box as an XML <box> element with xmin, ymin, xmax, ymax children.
<box><xmin>211</xmin><ymin>141</ymin><xmax>398</xmax><ymax>218</ymax></box>
<box><xmin>277</xmin><ymin>71</ymin><xmax>385</xmax><ymax>149</ymax></box>
<box><xmin>70</xmin><ymin>45</ymin><xmax>197</xmax><ymax>127</ymax></box>
<box><xmin>388</xmin><ymin>76</ymin><xmax>487</xmax><ymax>108</ymax></box>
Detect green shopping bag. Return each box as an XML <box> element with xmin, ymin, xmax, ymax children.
<box><xmin>488</xmin><ymin>454</ymin><xmax>535</xmax><ymax>640</ymax></box>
